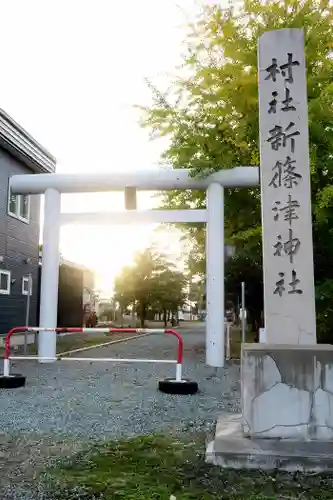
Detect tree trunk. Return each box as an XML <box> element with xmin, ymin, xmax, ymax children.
<box><xmin>120</xmin><ymin>307</ymin><xmax>124</xmax><ymax>327</ymax></box>
<box><xmin>163</xmin><ymin>308</ymin><xmax>167</xmax><ymax>327</ymax></box>
<box><xmin>140</xmin><ymin>303</ymin><xmax>146</xmax><ymax>328</ymax></box>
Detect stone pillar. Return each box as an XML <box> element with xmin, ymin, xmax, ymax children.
<box><xmin>258</xmin><ymin>28</ymin><xmax>316</xmax><ymax>344</ymax></box>
<box><xmin>242</xmin><ymin>27</ymin><xmax>319</xmax><ymax>445</ymax></box>
<box><xmin>206</xmin><ymin>29</ymin><xmax>328</xmax><ymax>473</ymax></box>
<box><xmin>39</xmin><ymin>188</ymin><xmax>61</xmax><ymax>362</ymax></box>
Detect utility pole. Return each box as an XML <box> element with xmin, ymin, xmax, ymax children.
<box><xmin>241</xmin><ymin>281</ymin><xmax>246</xmax><ymax>343</ymax></box>
<box><xmin>24</xmin><ymin>273</ymin><xmax>32</xmax><ymax>354</ymax></box>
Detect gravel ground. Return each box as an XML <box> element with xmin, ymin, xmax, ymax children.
<box><xmin>0</xmin><ymin>326</ymin><xmax>240</xmax><ymax>499</ymax></box>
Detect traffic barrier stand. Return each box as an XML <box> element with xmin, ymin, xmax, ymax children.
<box><xmin>0</xmin><ymin>327</ymin><xmax>198</xmax><ymax>395</ymax></box>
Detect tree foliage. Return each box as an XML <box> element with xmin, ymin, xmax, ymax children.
<box><xmin>113</xmin><ymin>247</ymin><xmax>187</xmax><ymax>327</ymax></box>
<box><xmin>188</xmin><ymin>278</ymin><xmax>206</xmax><ymax>314</ymax></box>
<box><xmin>139</xmin><ymin>0</ymin><xmax>333</xmax><ymax>340</ymax></box>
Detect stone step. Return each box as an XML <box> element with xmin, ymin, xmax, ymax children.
<box><xmin>206</xmin><ymin>413</ymin><xmax>333</xmax><ymax>473</ymax></box>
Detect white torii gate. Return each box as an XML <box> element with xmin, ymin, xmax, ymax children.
<box><xmin>10</xmin><ymin>166</ymin><xmax>259</xmax><ymax>367</ymax></box>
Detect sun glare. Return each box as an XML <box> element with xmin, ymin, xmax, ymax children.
<box><xmin>29</xmin><ymin>0</ymin><xmax>200</xmax><ymax>297</ymax></box>
<box><xmin>58</xmin><ymin>190</ymin><xmax>185</xmax><ymax>296</ymax></box>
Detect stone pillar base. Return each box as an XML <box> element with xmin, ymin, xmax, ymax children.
<box><xmin>242</xmin><ymin>343</ymin><xmax>333</xmax><ymax>441</ymax></box>
<box><xmin>206</xmin><ymin>413</ymin><xmax>333</xmax><ymax>473</ymax></box>
<box><xmin>206</xmin><ymin>344</ymin><xmax>333</xmax><ymax>472</ymax></box>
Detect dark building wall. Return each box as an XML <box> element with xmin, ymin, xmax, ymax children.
<box><xmin>57</xmin><ymin>263</ymin><xmax>83</xmax><ymax>327</ymax></box>
<box><xmin>36</xmin><ymin>263</ymin><xmax>85</xmax><ymax>328</ymax></box>
<box><xmin>0</xmin><ymin>148</ymin><xmax>40</xmax><ymax>334</ymax></box>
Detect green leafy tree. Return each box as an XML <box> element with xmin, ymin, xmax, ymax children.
<box><xmin>114</xmin><ymin>247</ymin><xmax>188</xmax><ymax>327</ymax></box>
<box><xmin>139</xmin><ymin>0</ymin><xmax>333</xmax><ymax>340</ymax></box>
<box><xmin>114</xmin><ymin>266</ymin><xmax>135</xmax><ymax>318</ymax></box>
<box><xmin>151</xmin><ymin>267</ymin><xmax>188</xmax><ymax>325</ymax></box>
<box><xmin>188</xmin><ymin>279</ymin><xmax>205</xmax><ymax>315</ymax></box>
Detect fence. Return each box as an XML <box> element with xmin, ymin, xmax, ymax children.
<box><xmin>3</xmin><ymin>326</ymin><xmax>184</xmax><ymax>380</ymax></box>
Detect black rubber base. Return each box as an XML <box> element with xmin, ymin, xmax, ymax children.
<box><xmin>0</xmin><ymin>374</ymin><xmax>26</xmax><ymax>389</ymax></box>
<box><xmin>158</xmin><ymin>378</ymin><xmax>198</xmax><ymax>395</ymax></box>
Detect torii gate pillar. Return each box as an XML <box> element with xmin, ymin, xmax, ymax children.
<box><xmin>206</xmin><ymin>183</ymin><xmax>225</xmax><ymax>367</ymax></box>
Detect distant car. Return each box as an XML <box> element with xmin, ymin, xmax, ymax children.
<box><xmin>225</xmin><ymin>309</ymin><xmax>235</xmax><ymax>323</ymax></box>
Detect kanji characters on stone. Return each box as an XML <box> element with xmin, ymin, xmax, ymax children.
<box><xmin>267</xmin><ymin>122</ymin><xmax>300</xmax><ymax>153</ymax></box>
<box><xmin>273</xmin><ymin>228</ymin><xmax>300</xmax><ymax>263</ymax></box>
<box><xmin>265</xmin><ymin>53</ymin><xmax>300</xmax><ymax>84</ymax></box>
<box><xmin>269</xmin><ymin>156</ymin><xmax>302</xmax><ymax>189</ymax></box>
<box><xmin>272</xmin><ymin>194</ymin><xmax>300</xmax><ymax>224</ymax></box>
<box><xmin>273</xmin><ymin>269</ymin><xmax>303</xmax><ymax>296</ymax></box>
<box><xmin>268</xmin><ymin>88</ymin><xmax>296</xmax><ymax>114</ymax></box>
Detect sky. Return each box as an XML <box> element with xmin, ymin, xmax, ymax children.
<box><xmin>0</xmin><ymin>0</ymin><xmax>222</xmax><ymax>295</ymax></box>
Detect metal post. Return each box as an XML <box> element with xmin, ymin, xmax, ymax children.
<box><xmin>39</xmin><ymin>188</ymin><xmax>61</xmax><ymax>362</ymax></box>
<box><xmin>206</xmin><ymin>183</ymin><xmax>225</xmax><ymax>367</ymax></box>
<box><xmin>131</xmin><ymin>302</ymin><xmax>136</xmax><ymax>327</ymax></box>
<box><xmin>241</xmin><ymin>281</ymin><xmax>246</xmax><ymax>343</ymax></box>
<box><xmin>226</xmin><ymin>323</ymin><xmax>231</xmax><ymax>360</ymax></box>
<box><xmin>24</xmin><ymin>273</ymin><xmax>32</xmax><ymax>354</ymax></box>
<box><xmin>188</xmin><ymin>274</ymin><xmax>192</xmax><ymax>321</ymax></box>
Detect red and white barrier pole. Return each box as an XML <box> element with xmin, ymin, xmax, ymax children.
<box><xmin>3</xmin><ymin>327</ymin><xmax>184</xmax><ymax>381</ymax></box>
<box><xmin>3</xmin><ymin>358</ymin><xmax>9</xmax><ymax>377</ymax></box>
<box><xmin>176</xmin><ymin>362</ymin><xmax>182</xmax><ymax>382</ymax></box>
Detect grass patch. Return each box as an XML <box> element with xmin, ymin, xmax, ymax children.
<box><xmin>55</xmin><ymin>335</ymin><xmax>115</xmax><ymax>354</ymax></box>
<box><xmin>41</xmin><ymin>433</ymin><xmax>333</xmax><ymax>499</ymax></box>
<box><xmin>21</xmin><ymin>335</ymin><xmax>114</xmax><ymax>356</ymax></box>
<box><xmin>230</xmin><ymin>326</ymin><xmax>255</xmax><ymax>359</ymax></box>
<box><xmin>2</xmin><ymin>331</ymin><xmax>143</xmax><ymax>357</ymax></box>
<box><xmin>185</xmin><ymin>326</ymin><xmax>255</xmax><ymax>360</ymax></box>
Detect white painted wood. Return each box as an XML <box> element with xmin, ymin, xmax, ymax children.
<box><xmin>60</xmin><ymin>209</ymin><xmax>208</xmax><ymax>225</ymax></box>
<box><xmin>206</xmin><ymin>183</ymin><xmax>225</xmax><ymax>367</ymax></box>
<box><xmin>38</xmin><ymin>189</ymin><xmax>61</xmax><ymax>362</ymax></box>
<box><xmin>10</xmin><ymin>167</ymin><xmax>259</xmax><ymax>194</ymax></box>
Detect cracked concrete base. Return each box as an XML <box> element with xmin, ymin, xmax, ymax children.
<box><xmin>242</xmin><ymin>344</ymin><xmax>333</xmax><ymax>440</ymax></box>
<box><xmin>206</xmin><ymin>413</ymin><xmax>333</xmax><ymax>473</ymax></box>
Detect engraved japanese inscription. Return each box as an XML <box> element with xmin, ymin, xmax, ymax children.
<box><xmin>258</xmin><ymin>29</ymin><xmax>316</xmax><ymax>343</ymax></box>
